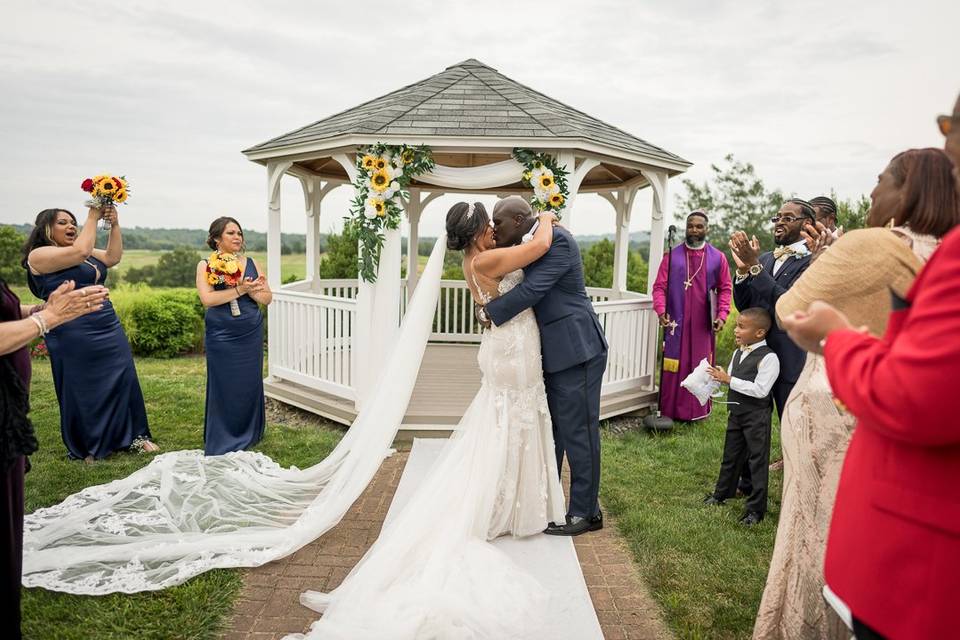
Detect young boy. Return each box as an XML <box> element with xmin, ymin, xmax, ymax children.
<box><xmin>703</xmin><ymin>307</ymin><xmax>780</xmax><ymax>525</ymax></box>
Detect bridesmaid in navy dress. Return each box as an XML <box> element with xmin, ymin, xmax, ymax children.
<box><xmin>195</xmin><ymin>217</ymin><xmax>272</xmax><ymax>455</ymax></box>
<box><xmin>23</xmin><ymin>206</ymin><xmax>158</xmax><ymax>461</ymax></box>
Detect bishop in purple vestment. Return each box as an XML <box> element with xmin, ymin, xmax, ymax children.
<box><xmin>652</xmin><ymin>211</ymin><xmax>732</xmax><ymax>421</ymax></box>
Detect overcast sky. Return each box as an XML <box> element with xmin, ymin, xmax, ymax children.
<box><xmin>2</xmin><ymin>0</ymin><xmax>957</xmax><ymax>241</ymax></box>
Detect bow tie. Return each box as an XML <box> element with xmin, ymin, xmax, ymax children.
<box><xmin>773</xmin><ymin>246</ymin><xmax>797</xmax><ymax>260</ymax></box>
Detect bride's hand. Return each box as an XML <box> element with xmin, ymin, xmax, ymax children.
<box><xmin>539</xmin><ymin>211</ymin><xmax>559</xmax><ymax>226</ymax></box>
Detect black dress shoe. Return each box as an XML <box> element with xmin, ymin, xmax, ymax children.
<box><xmin>702</xmin><ymin>494</ymin><xmax>725</xmax><ymax>506</ymax></box>
<box><xmin>544</xmin><ymin>511</ymin><xmax>603</xmax><ymax>536</ymax></box>
<box><xmin>739</xmin><ymin>511</ymin><xmax>764</xmax><ymax>526</ymax></box>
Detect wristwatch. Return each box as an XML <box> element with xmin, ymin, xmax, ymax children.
<box><xmin>748</xmin><ymin>264</ymin><xmax>763</xmax><ymax>277</ymax></box>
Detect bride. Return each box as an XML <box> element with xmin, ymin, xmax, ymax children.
<box><xmin>22</xmin><ymin>202</ymin><xmax>568</xmax><ymax>639</ymax></box>
<box><xmin>295</xmin><ymin>202</ymin><xmax>566</xmax><ymax>638</ymax></box>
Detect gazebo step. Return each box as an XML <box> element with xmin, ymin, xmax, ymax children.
<box><xmin>264</xmin><ymin>377</ymin><xmax>356</xmax><ymax>426</ymax></box>
<box><xmin>599</xmin><ymin>388</ymin><xmax>659</xmax><ymax>420</ymax></box>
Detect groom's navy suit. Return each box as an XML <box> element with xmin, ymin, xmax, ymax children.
<box><xmin>486</xmin><ymin>226</ymin><xmax>608</xmax><ymax>519</ymax></box>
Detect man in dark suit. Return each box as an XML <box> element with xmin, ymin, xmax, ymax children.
<box><xmin>729</xmin><ymin>199</ymin><xmax>815</xmax><ymax>494</ymax></box>
<box><xmin>482</xmin><ymin>196</ymin><xmax>608</xmax><ymax>536</ymax></box>
<box><xmin>729</xmin><ymin>199</ymin><xmax>815</xmax><ymax>417</ymax></box>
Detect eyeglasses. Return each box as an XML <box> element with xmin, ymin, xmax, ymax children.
<box><xmin>938</xmin><ymin>115</ymin><xmax>959</xmax><ymax>136</ymax></box>
<box><xmin>769</xmin><ymin>215</ymin><xmax>810</xmax><ymax>224</ymax></box>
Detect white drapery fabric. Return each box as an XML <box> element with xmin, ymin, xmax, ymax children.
<box><xmin>416</xmin><ymin>159</ymin><xmax>525</xmax><ymax>190</ymax></box>
<box><xmin>21</xmin><ymin>236</ymin><xmax>448</xmax><ymax>595</ymax></box>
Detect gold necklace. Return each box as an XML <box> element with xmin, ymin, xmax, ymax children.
<box><xmin>684</xmin><ymin>248</ymin><xmax>705</xmax><ymax>290</ymax></box>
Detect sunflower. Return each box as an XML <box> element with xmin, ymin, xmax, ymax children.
<box><xmin>361</xmin><ymin>154</ymin><xmax>377</xmax><ymax>170</ymax></box>
<box><xmin>402</xmin><ymin>148</ymin><xmax>415</xmax><ymax>163</ymax></box>
<box><xmin>549</xmin><ymin>193</ymin><xmax>565</xmax><ymax>207</ymax></box>
<box><xmin>207</xmin><ymin>273</ymin><xmax>220</xmax><ymax>286</ymax></box>
<box><xmin>538</xmin><ymin>174</ymin><xmax>555</xmax><ymax>190</ymax></box>
<box><xmin>371</xmin><ymin>198</ymin><xmax>387</xmax><ymax>216</ymax></box>
<box><xmin>369</xmin><ymin>169</ymin><xmax>391</xmax><ymax>192</ymax></box>
<box><xmin>374</xmin><ymin>157</ymin><xmax>388</xmax><ymax>171</ymax></box>
<box><xmin>98</xmin><ymin>179</ymin><xmax>117</xmax><ymax>193</ymax></box>
<box><xmin>114</xmin><ymin>189</ymin><xmax>128</xmax><ymax>203</ymax></box>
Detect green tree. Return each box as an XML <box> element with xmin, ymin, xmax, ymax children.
<box><xmin>0</xmin><ymin>225</ymin><xmax>26</xmax><ymax>285</ymax></box>
<box><xmin>836</xmin><ymin>193</ymin><xmax>870</xmax><ymax>231</ymax></box>
<box><xmin>150</xmin><ymin>247</ymin><xmax>202</xmax><ymax>287</ymax></box>
<box><xmin>318</xmin><ymin>229</ymin><xmax>359</xmax><ymax>279</ymax></box>
<box><xmin>580</xmin><ymin>239</ymin><xmax>648</xmax><ymax>292</ymax></box>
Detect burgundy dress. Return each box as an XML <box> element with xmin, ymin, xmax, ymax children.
<box><xmin>0</xmin><ymin>281</ymin><xmax>32</xmax><ymax>640</ymax></box>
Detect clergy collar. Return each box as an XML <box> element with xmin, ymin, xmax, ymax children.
<box><xmin>685</xmin><ymin>240</ymin><xmax>706</xmax><ymax>250</ymax></box>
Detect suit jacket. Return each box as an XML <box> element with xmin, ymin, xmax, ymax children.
<box><xmin>485</xmin><ymin>226</ymin><xmax>607</xmax><ymax>374</ymax></box>
<box><xmin>822</xmin><ymin>226</ymin><xmax>960</xmax><ymax>639</ymax></box>
<box><xmin>733</xmin><ymin>251</ymin><xmax>811</xmax><ymax>385</ymax></box>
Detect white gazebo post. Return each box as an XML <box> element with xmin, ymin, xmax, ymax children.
<box><xmin>405</xmin><ymin>189</ymin><xmax>422</xmax><ymax>294</ymax></box>
<box><xmin>266</xmin><ymin>160</ymin><xmax>292</xmax><ymax>376</ymax></box>
<box><xmin>299</xmin><ymin>176</ymin><xmax>322</xmax><ymax>286</ymax></box>
<box><xmin>608</xmin><ymin>185</ymin><xmax>640</xmax><ymax>296</ymax></box>
<box><xmin>641</xmin><ymin>168</ymin><xmax>669</xmax><ymax>295</ymax></box>
<box><xmin>559</xmin><ymin>152</ymin><xmax>599</xmax><ymax>230</ymax></box>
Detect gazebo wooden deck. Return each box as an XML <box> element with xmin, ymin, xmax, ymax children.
<box><xmin>243</xmin><ymin>59</ymin><xmax>690</xmax><ymax>432</ymax></box>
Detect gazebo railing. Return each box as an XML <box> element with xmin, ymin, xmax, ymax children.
<box><xmin>271</xmin><ymin>279</ymin><xmax>656</xmax><ymax>401</ymax></box>
<box><xmin>271</xmin><ymin>290</ymin><xmax>356</xmax><ymax>400</ymax></box>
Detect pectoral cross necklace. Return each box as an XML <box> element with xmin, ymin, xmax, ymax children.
<box><xmin>684</xmin><ymin>248</ymin><xmax>705</xmax><ymax>290</ymax></box>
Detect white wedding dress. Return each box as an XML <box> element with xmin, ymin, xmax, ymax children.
<box><xmin>295</xmin><ymin>267</ymin><xmax>566</xmax><ymax>639</ymax></box>
<box><xmin>21</xmin><ymin>238</ymin><xmax>567</xmax><ymax>639</ymax></box>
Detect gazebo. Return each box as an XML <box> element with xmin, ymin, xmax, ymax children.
<box><xmin>242</xmin><ymin>59</ymin><xmax>690</xmax><ymax>432</ymax></box>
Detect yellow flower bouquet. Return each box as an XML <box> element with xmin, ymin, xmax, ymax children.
<box><xmin>81</xmin><ymin>174</ymin><xmax>130</xmax><ymax>230</ymax></box>
<box><xmin>206</xmin><ymin>251</ymin><xmax>244</xmax><ymax>316</ymax></box>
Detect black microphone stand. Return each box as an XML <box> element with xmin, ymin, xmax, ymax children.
<box><xmin>643</xmin><ymin>225</ymin><xmax>677</xmax><ymax>432</ymax></box>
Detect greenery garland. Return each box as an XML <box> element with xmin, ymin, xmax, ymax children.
<box><xmin>512</xmin><ymin>148</ymin><xmax>570</xmax><ymax>217</ymax></box>
<box><xmin>345</xmin><ymin>143</ymin><xmax>435</xmax><ymax>283</ymax></box>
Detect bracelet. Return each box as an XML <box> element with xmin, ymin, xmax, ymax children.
<box><xmin>235</xmin><ymin>285</ymin><xmax>242</xmax><ymax>297</ymax></box>
<box><xmin>29</xmin><ymin>313</ymin><xmax>47</xmax><ymax>337</ymax></box>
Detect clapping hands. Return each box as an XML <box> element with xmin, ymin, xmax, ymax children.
<box><xmin>728</xmin><ymin>232</ymin><xmax>761</xmax><ymax>271</ymax></box>
<box><xmin>802</xmin><ymin>221</ymin><xmax>840</xmax><ymax>260</ymax></box>
<box><xmin>240</xmin><ymin>275</ymin><xmax>268</xmax><ymax>295</ymax></box>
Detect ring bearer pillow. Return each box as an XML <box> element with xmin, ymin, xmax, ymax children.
<box><xmin>681</xmin><ymin>358</ymin><xmax>721</xmax><ymax>406</ymax></box>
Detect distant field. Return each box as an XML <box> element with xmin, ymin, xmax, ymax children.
<box><xmin>113</xmin><ymin>249</ymin><xmax>308</xmax><ymax>282</ymax></box>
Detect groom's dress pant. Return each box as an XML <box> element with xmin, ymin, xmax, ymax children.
<box><xmin>545</xmin><ymin>349</ymin><xmax>607</xmax><ymax>519</ymax></box>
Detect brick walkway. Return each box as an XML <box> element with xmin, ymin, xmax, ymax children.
<box><xmin>222</xmin><ymin>448</ymin><xmax>673</xmax><ymax>640</ymax></box>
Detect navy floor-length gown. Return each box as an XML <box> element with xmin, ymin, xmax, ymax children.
<box><xmin>28</xmin><ymin>256</ymin><xmax>151</xmax><ymax>459</ymax></box>
<box><xmin>203</xmin><ymin>257</ymin><xmax>265</xmax><ymax>455</ymax></box>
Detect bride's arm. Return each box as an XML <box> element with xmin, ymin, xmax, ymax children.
<box><xmin>473</xmin><ymin>212</ymin><xmax>556</xmax><ymax>279</ymax></box>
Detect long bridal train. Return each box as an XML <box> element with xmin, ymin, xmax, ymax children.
<box><xmin>22</xmin><ymin>237</ymin><xmax>449</xmax><ymax>594</ymax></box>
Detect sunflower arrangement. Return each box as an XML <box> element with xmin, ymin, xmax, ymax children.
<box><xmin>346</xmin><ymin>144</ymin><xmax>435</xmax><ymax>282</ymax></box>
<box><xmin>81</xmin><ymin>174</ymin><xmax>130</xmax><ymax>229</ymax></box>
<box><xmin>512</xmin><ymin>149</ymin><xmax>569</xmax><ymax>216</ymax></box>
<box><xmin>206</xmin><ymin>251</ymin><xmax>244</xmax><ymax>316</ymax></box>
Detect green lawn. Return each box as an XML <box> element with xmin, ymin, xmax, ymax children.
<box><xmin>600</xmin><ymin>407</ymin><xmax>782</xmax><ymax>640</ymax></box>
<box><xmin>22</xmin><ymin>356</ymin><xmax>344</xmax><ymax>640</ymax></box>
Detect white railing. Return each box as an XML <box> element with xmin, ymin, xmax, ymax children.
<box><xmin>595</xmin><ymin>296</ymin><xmax>657</xmax><ymax>394</ymax></box>
<box><xmin>271</xmin><ymin>290</ymin><xmax>357</xmax><ymax>400</ymax></box>
<box><xmin>271</xmin><ymin>279</ymin><xmax>655</xmax><ymax>401</ymax></box>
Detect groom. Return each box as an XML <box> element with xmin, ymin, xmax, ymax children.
<box><xmin>482</xmin><ymin>196</ymin><xmax>609</xmax><ymax>536</ymax></box>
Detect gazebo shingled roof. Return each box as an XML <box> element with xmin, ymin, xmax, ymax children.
<box><xmin>243</xmin><ymin>59</ymin><xmax>689</xmax><ymax>172</ymax></box>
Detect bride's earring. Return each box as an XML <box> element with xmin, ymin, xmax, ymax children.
<box><xmin>885</xmin><ymin>217</ymin><xmax>896</xmax><ymax>230</ymax></box>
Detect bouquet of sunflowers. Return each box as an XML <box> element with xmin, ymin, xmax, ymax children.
<box><xmin>206</xmin><ymin>251</ymin><xmax>244</xmax><ymax>317</ymax></box>
<box><xmin>81</xmin><ymin>174</ymin><xmax>130</xmax><ymax>230</ymax></box>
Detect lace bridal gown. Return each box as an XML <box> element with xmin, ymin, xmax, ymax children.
<box><xmin>296</xmin><ymin>267</ymin><xmax>566</xmax><ymax>639</ymax></box>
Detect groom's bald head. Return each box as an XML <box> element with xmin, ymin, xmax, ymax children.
<box><xmin>492</xmin><ymin>196</ymin><xmax>535</xmax><ymax>247</ymax></box>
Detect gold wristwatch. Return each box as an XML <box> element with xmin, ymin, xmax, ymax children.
<box><xmin>748</xmin><ymin>264</ymin><xmax>763</xmax><ymax>277</ymax></box>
